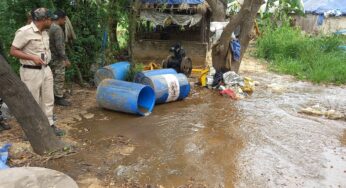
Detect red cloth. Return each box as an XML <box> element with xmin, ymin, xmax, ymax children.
<box><xmin>220</xmin><ymin>89</ymin><xmax>237</xmax><ymax>99</ymax></box>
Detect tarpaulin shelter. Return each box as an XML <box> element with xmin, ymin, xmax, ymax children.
<box><xmin>295</xmin><ymin>0</ymin><xmax>346</xmax><ymax>35</ymax></box>
<box><xmin>304</xmin><ymin>0</ymin><xmax>346</xmax><ymax>15</ymax></box>
<box><xmin>130</xmin><ymin>0</ymin><xmax>211</xmax><ymax>67</ymax></box>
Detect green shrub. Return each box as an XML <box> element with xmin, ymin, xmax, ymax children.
<box><xmin>256</xmin><ymin>25</ymin><xmax>346</xmax><ymax>84</ymax></box>
<box><xmin>0</xmin><ymin>0</ymin><xmax>130</xmax><ymax>83</ymax></box>
<box><xmin>126</xmin><ymin>63</ymin><xmax>144</xmax><ymax>82</ymax></box>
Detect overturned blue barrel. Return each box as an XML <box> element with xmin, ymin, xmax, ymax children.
<box><xmin>133</xmin><ymin>68</ymin><xmax>177</xmax><ymax>83</ymax></box>
<box><xmin>96</xmin><ymin>79</ymin><xmax>155</xmax><ymax>116</ymax></box>
<box><xmin>140</xmin><ymin>73</ymin><xmax>190</xmax><ymax>104</ymax></box>
<box><xmin>94</xmin><ymin>61</ymin><xmax>130</xmax><ymax>86</ymax></box>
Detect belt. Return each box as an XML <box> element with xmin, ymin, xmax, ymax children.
<box><xmin>22</xmin><ymin>64</ymin><xmax>48</xmax><ymax>69</ymax></box>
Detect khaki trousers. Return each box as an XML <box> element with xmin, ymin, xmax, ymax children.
<box><xmin>20</xmin><ymin>66</ymin><xmax>54</xmax><ymax>126</ymax></box>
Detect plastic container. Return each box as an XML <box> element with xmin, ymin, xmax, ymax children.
<box><xmin>206</xmin><ymin>75</ymin><xmax>214</xmax><ymax>87</ymax></box>
<box><xmin>94</xmin><ymin>61</ymin><xmax>130</xmax><ymax>86</ymax></box>
<box><xmin>133</xmin><ymin>68</ymin><xmax>177</xmax><ymax>83</ymax></box>
<box><xmin>96</xmin><ymin>79</ymin><xmax>155</xmax><ymax>116</ymax></box>
<box><xmin>140</xmin><ymin>73</ymin><xmax>190</xmax><ymax>104</ymax></box>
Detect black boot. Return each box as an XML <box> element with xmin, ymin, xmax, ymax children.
<box><xmin>51</xmin><ymin>125</ymin><xmax>65</xmax><ymax>136</ymax></box>
<box><xmin>55</xmin><ymin>96</ymin><xmax>71</xmax><ymax>106</ymax></box>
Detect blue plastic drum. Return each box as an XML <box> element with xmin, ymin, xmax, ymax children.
<box><xmin>94</xmin><ymin>61</ymin><xmax>130</xmax><ymax>86</ymax></box>
<box><xmin>140</xmin><ymin>73</ymin><xmax>190</xmax><ymax>104</ymax></box>
<box><xmin>133</xmin><ymin>68</ymin><xmax>177</xmax><ymax>83</ymax></box>
<box><xmin>96</xmin><ymin>79</ymin><xmax>155</xmax><ymax>116</ymax></box>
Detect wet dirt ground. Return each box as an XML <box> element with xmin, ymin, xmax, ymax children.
<box><xmin>236</xmin><ymin>56</ymin><xmax>346</xmax><ymax>187</ymax></box>
<box><xmin>2</xmin><ymin>54</ymin><xmax>346</xmax><ymax>187</ymax></box>
<box><xmin>47</xmin><ymin>86</ymin><xmax>244</xmax><ymax>187</ymax></box>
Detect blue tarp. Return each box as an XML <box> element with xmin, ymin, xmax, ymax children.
<box><xmin>0</xmin><ymin>144</ymin><xmax>11</xmax><ymax>169</ymax></box>
<box><xmin>338</xmin><ymin>45</ymin><xmax>346</xmax><ymax>51</ymax></box>
<box><xmin>317</xmin><ymin>14</ymin><xmax>324</xmax><ymax>25</ymax></box>
<box><xmin>230</xmin><ymin>40</ymin><xmax>241</xmax><ymax>62</ymax></box>
<box><xmin>141</xmin><ymin>0</ymin><xmax>204</xmax><ymax>5</ymax></box>
<box><xmin>304</xmin><ymin>0</ymin><xmax>346</xmax><ymax>15</ymax></box>
<box><xmin>335</xmin><ymin>29</ymin><xmax>346</xmax><ymax>35</ymax></box>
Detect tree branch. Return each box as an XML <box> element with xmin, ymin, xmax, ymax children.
<box><xmin>231</xmin><ymin>0</ymin><xmax>263</xmax><ymax>72</ymax></box>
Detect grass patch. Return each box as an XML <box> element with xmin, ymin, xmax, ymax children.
<box><xmin>256</xmin><ymin>25</ymin><xmax>346</xmax><ymax>84</ymax></box>
<box><xmin>126</xmin><ymin>63</ymin><xmax>144</xmax><ymax>82</ymax></box>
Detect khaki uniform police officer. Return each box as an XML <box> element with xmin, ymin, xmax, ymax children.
<box><xmin>10</xmin><ymin>8</ymin><xmax>64</xmax><ymax>136</ymax></box>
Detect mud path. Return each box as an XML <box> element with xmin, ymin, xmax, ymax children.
<box><xmin>236</xmin><ymin>56</ymin><xmax>346</xmax><ymax>187</ymax></box>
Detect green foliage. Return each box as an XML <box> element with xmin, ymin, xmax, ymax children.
<box><xmin>58</xmin><ymin>0</ymin><xmax>130</xmax><ymax>82</ymax></box>
<box><xmin>256</xmin><ymin>25</ymin><xmax>346</xmax><ymax>84</ymax></box>
<box><xmin>0</xmin><ymin>0</ymin><xmax>54</xmax><ymax>72</ymax></box>
<box><xmin>117</xmin><ymin>25</ymin><xmax>129</xmax><ymax>49</ymax></box>
<box><xmin>261</xmin><ymin>0</ymin><xmax>304</xmax><ymax>18</ymax></box>
<box><xmin>126</xmin><ymin>63</ymin><xmax>144</xmax><ymax>82</ymax></box>
<box><xmin>257</xmin><ymin>0</ymin><xmax>304</xmax><ymax>29</ymax></box>
<box><xmin>0</xmin><ymin>0</ymin><xmax>130</xmax><ymax>83</ymax></box>
<box><xmin>56</xmin><ymin>0</ymin><xmax>104</xmax><ymax>82</ymax></box>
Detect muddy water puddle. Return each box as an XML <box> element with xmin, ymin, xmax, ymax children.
<box><xmin>48</xmin><ymin>89</ymin><xmax>244</xmax><ymax>187</ymax></box>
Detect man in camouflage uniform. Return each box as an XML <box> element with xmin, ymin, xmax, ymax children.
<box><xmin>49</xmin><ymin>9</ymin><xmax>71</xmax><ymax>106</ymax></box>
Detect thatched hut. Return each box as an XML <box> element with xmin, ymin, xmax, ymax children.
<box><xmin>130</xmin><ymin>0</ymin><xmax>212</xmax><ymax>67</ymax></box>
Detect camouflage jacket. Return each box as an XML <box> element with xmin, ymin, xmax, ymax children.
<box><xmin>49</xmin><ymin>23</ymin><xmax>68</xmax><ymax>61</ymax></box>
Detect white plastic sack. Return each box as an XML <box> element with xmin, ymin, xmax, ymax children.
<box><xmin>223</xmin><ymin>71</ymin><xmax>244</xmax><ymax>87</ymax></box>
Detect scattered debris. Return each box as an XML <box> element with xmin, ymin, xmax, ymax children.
<box><xmin>223</xmin><ymin>71</ymin><xmax>244</xmax><ymax>86</ymax></box>
<box><xmin>204</xmin><ymin>68</ymin><xmax>256</xmax><ymax>100</ymax></box>
<box><xmin>267</xmin><ymin>83</ymin><xmax>286</xmax><ymax>93</ymax></box>
<box><xmin>118</xmin><ymin>145</ymin><xmax>135</xmax><ymax>156</ymax></box>
<box><xmin>192</xmin><ymin>68</ymin><xmax>209</xmax><ymax>87</ymax></box>
<box><xmin>73</xmin><ymin>114</ymin><xmax>82</xmax><ymax>121</ymax></box>
<box><xmin>83</xmin><ymin>113</ymin><xmax>95</xmax><ymax>119</ymax></box>
<box><xmin>300</xmin><ymin>104</ymin><xmax>345</xmax><ymax>120</ymax></box>
<box><xmin>219</xmin><ymin>86</ymin><xmax>237</xmax><ymax>99</ymax></box>
<box><xmin>242</xmin><ymin>77</ymin><xmax>256</xmax><ymax>93</ymax></box>
<box><xmin>77</xmin><ymin>177</ymin><xmax>104</xmax><ymax>188</ymax></box>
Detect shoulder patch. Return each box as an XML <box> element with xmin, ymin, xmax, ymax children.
<box><xmin>18</xmin><ymin>24</ymin><xmax>33</xmax><ymax>32</ymax></box>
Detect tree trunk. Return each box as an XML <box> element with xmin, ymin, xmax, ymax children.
<box><xmin>129</xmin><ymin>0</ymin><xmax>139</xmax><ymax>60</ymax></box>
<box><xmin>211</xmin><ymin>0</ymin><xmax>263</xmax><ymax>73</ymax></box>
<box><xmin>206</xmin><ymin>0</ymin><xmax>227</xmax><ymax>21</ymax></box>
<box><xmin>231</xmin><ymin>0</ymin><xmax>262</xmax><ymax>73</ymax></box>
<box><xmin>108</xmin><ymin>0</ymin><xmax>119</xmax><ymax>50</ymax></box>
<box><xmin>109</xmin><ymin>18</ymin><xmax>119</xmax><ymax>50</ymax></box>
<box><xmin>0</xmin><ymin>55</ymin><xmax>64</xmax><ymax>155</ymax></box>
<box><xmin>211</xmin><ymin>0</ymin><xmax>251</xmax><ymax>71</ymax></box>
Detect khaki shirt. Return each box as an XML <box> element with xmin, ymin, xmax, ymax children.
<box><xmin>12</xmin><ymin>22</ymin><xmax>51</xmax><ymax>65</ymax></box>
